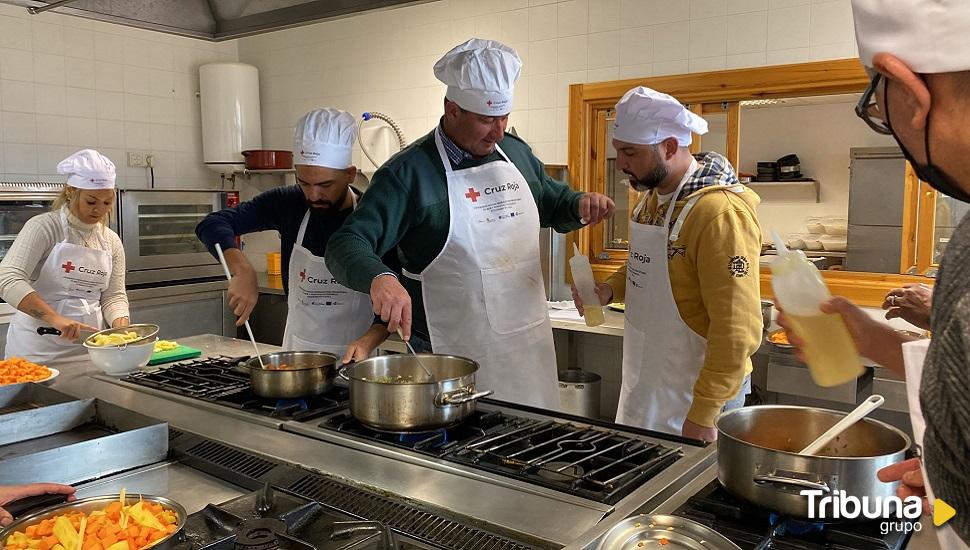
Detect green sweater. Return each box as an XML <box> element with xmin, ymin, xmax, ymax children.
<box><xmin>326</xmin><ymin>128</ymin><xmax>586</xmax><ymax>338</ymax></box>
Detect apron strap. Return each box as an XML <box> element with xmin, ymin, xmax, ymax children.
<box><xmin>669</xmin><ymin>183</ymin><xmax>746</xmax><ymax>242</ymax></box>
<box><xmin>402</xmin><ymin>268</ymin><xmax>422</xmax><ymax>282</ymax></box>
<box><xmin>433</xmin><ymin>128</ymin><xmax>455</xmax><ymax>175</ymax></box>
<box><xmin>660</xmin><ymin>158</ymin><xmax>700</xmax><ymax>229</ymax></box>
<box><xmin>295</xmin><ymin>211</ymin><xmax>311</xmax><ymax>247</ymax></box>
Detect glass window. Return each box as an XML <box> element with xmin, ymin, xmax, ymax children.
<box><xmin>603</xmin><ymin>115</ymin><xmax>640</xmax><ymax>252</ymax></box>
<box><xmin>137</xmin><ymin>204</ymin><xmax>212</xmax><ymax>256</ymax></box>
<box><xmin>932</xmin><ymin>196</ymin><xmax>970</xmax><ymax>265</ymax></box>
<box><xmin>0</xmin><ymin>200</ymin><xmax>53</xmax><ymax>262</ymax></box>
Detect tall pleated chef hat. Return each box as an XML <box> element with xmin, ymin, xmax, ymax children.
<box><xmin>613</xmin><ymin>86</ymin><xmax>708</xmax><ymax>147</ymax></box>
<box><xmin>433</xmin><ymin>38</ymin><xmax>521</xmax><ymax>116</ymax></box>
<box><xmin>852</xmin><ymin>0</ymin><xmax>970</xmax><ymax>73</ymax></box>
<box><xmin>57</xmin><ymin>149</ymin><xmax>116</xmax><ymax>189</ymax></box>
<box><xmin>293</xmin><ymin>108</ymin><xmax>357</xmax><ymax>169</ymax></box>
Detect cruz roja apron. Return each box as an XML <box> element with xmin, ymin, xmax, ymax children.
<box><xmin>616</xmin><ymin>161</ymin><xmax>748</xmax><ymax>434</ymax></box>
<box><xmin>5</xmin><ymin>210</ymin><xmax>111</xmax><ymax>364</ymax></box>
<box><xmin>402</xmin><ymin>128</ymin><xmax>560</xmax><ymax>410</ymax></box>
<box><xmin>282</xmin><ymin>197</ymin><xmax>375</xmax><ymax>356</ymax></box>
<box><xmin>901</xmin><ymin>339</ymin><xmax>970</xmax><ymax>549</ymax></box>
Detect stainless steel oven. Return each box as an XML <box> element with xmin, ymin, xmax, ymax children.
<box><xmin>116</xmin><ymin>189</ymin><xmax>239</xmax><ymax>286</ymax></box>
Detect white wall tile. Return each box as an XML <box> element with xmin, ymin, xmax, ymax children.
<box><xmin>643</xmin><ymin>0</ymin><xmax>691</xmax><ymax>25</ymax></box>
<box><xmin>150</xmin><ymin>71</ymin><xmax>175</xmax><ymax>98</ymax></box>
<box><xmin>809</xmin><ymin>0</ymin><xmax>854</xmax><ymax>46</ymax></box>
<box><xmin>0</xmin><ymin>15</ymin><xmax>32</xmax><ymax>51</ymax></box>
<box><xmin>690</xmin><ymin>17</ymin><xmax>727</xmax><ymax>58</ymax></box>
<box><xmin>810</xmin><ymin>42</ymin><xmax>855</xmax><ymax>61</ymax></box>
<box><xmin>618</xmin><ymin>63</ymin><xmax>653</xmax><ymax>79</ymax></box>
<box><xmin>529</xmin><ymin>4</ymin><xmax>558</xmax><ymax>41</ymax></box>
<box><xmin>149</xmin><ymin>97</ymin><xmax>175</xmax><ymax>125</ymax></box>
<box><xmin>557</xmin><ymin>70</ymin><xmax>587</xmax><ymax>107</ymax></box>
<box><xmin>689</xmin><ymin>55</ymin><xmax>726</xmax><ymax>72</ymax></box>
<box><xmin>63</xmin><ymin>28</ymin><xmax>95</xmax><ymax>60</ymax></box>
<box><xmin>1</xmin><ymin>80</ymin><xmax>34</xmax><ymax>112</ymax></box>
<box><xmin>33</xmin><ymin>53</ymin><xmax>65</xmax><ymax>85</ymax></box>
<box><xmin>530</xmin><ymin>108</ymin><xmax>557</xmax><ymax>142</ymax></box>
<box><xmin>94</xmin><ymin>62</ymin><xmax>124</xmax><ymax>92</ymax></box>
<box><xmin>766</xmin><ymin>47</ymin><xmax>810</xmax><ymax>64</ymax></box>
<box><xmin>767</xmin><ymin>5</ymin><xmax>811</xmax><ymax>50</ymax></box>
<box><xmin>558</xmin><ymin>0</ymin><xmax>588</xmax><ymax>37</ymax></box>
<box><xmin>529</xmin><ymin>39</ymin><xmax>558</xmax><ymax>76</ymax></box>
<box><xmin>769</xmin><ymin>0</ymin><xmax>810</xmax><ymax>7</ymax></box>
<box><xmin>148</xmin><ymin>42</ymin><xmax>175</xmax><ymax>72</ymax></box>
<box><xmin>37</xmin><ymin>145</ymin><xmax>73</xmax><ymax>176</ymax></box>
<box><xmin>691</xmin><ymin>0</ymin><xmax>728</xmax><ymax>18</ymax></box>
<box><xmin>589</xmin><ymin>0</ymin><xmax>620</xmax><ymax>33</ymax></box>
<box><xmin>588</xmin><ymin>66</ymin><xmax>620</xmax><ymax>82</ymax></box>
<box><xmin>67</xmin><ymin>116</ymin><xmax>98</xmax><ymax>147</ymax></box>
<box><xmin>94</xmin><ymin>34</ymin><xmax>126</xmax><ymax>64</ymax></box>
<box><xmin>728</xmin><ymin>0</ymin><xmax>768</xmax><ymax>12</ymax></box>
<box><xmin>726</xmin><ymin>51</ymin><xmax>767</xmax><ymax>68</ymax></box>
<box><xmin>654</xmin><ymin>59</ymin><xmax>690</xmax><ymax>75</ymax></box>
<box><xmin>2</xmin><ymin>112</ymin><xmax>36</xmax><ymax>143</ymax></box>
<box><xmin>124</xmin><ymin>66</ymin><xmax>153</xmax><ymax>96</ymax></box>
<box><xmin>95</xmin><ymin>91</ymin><xmax>125</xmax><ymax>120</ymax></box>
<box><xmin>557</xmin><ymin>35</ymin><xmax>587</xmax><ymax>72</ymax></box>
<box><xmin>529</xmin><ymin>74</ymin><xmax>557</xmax><ymax>109</ymax></box>
<box><xmin>66</xmin><ymin>88</ymin><xmax>96</xmax><ymax>118</ymax></box>
<box><xmin>4</xmin><ymin>144</ymin><xmax>37</xmax><ymax>173</ymax></box>
<box><xmin>727</xmin><ymin>11</ymin><xmax>768</xmax><ymax>55</ymax></box>
<box><xmin>501</xmin><ymin>9</ymin><xmax>530</xmax><ymax>43</ymax></box>
<box><xmin>97</xmin><ymin>119</ymin><xmax>125</xmax><ymax>148</ymax></box>
<box><xmin>0</xmin><ymin>48</ymin><xmax>35</xmax><ymax>81</ymax></box>
<box><xmin>514</xmin><ymin>76</ymin><xmax>531</xmax><ymax>110</ymax></box>
<box><xmin>31</xmin><ymin>21</ymin><xmax>63</xmax><ymax>55</ymax></box>
<box><xmin>35</xmin><ymin>114</ymin><xmax>67</xmax><ymax>145</ymax></box>
<box><xmin>124</xmin><ymin>122</ymin><xmax>151</xmax><ymax>149</ymax></box>
<box><xmin>588</xmin><ymin>31</ymin><xmax>619</xmax><ymax>69</ymax></box>
<box><xmin>619</xmin><ymin>26</ymin><xmax>653</xmax><ymax>66</ymax></box>
<box><xmin>65</xmin><ymin>58</ymin><xmax>96</xmax><ymax>89</ymax></box>
<box><xmin>123</xmin><ymin>37</ymin><xmax>150</xmax><ymax>67</ymax></box>
<box><xmin>150</xmin><ymin>124</ymin><xmax>176</xmax><ymax>151</ymax></box>
<box><xmin>653</xmin><ymin>21</ymin><xmax>690</xmax><ymax>63</ymax></box>
<box><xmin>34</xmin><ymin>84</ymin><xmax>65</xmax><ymax>115</ymax></box>
<box><xmin>124</xmin><ymin>95</ymin><xmax>151</xmax><ymax>123</ymax></box>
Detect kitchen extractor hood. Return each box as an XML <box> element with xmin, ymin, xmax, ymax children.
<box><xmin>2</xmin><ymin>0</ymin><xmax>430</xmax><ymax>41</ymax></box>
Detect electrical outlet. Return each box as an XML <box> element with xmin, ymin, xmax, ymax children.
<box><xmin>127</xmin><ymin>151</ymin><xmax>154</xmax><ymax>168</ymax></box>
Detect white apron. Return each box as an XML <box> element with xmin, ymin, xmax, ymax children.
<box><xmin>901</xmin><ymin>339</ymin><xmax>970</xmax><ymax>549</ymax></box>
<box><xmin>5</xmin><ymin>211</ymin><xmax>111</xmax><ymax>364</ymax></box>
<box><xmin>402</xmin><ymin>129</ymin><xmax>560</xmax><ymax>410</ymax></box>
<box><xmin>616</xmin><ymin>161</ymin><xmax>715</xmax><ymax>433</ymax></box>
<box><xmin>281</xmin><ymin>201</ymin><xmax>375</xmax><ymax>355</ymax></box>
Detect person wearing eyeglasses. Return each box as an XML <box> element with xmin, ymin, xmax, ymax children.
<box><xmin>780</xmin><ymin>1</ymin><xmax>970</xmax><ymax>546</ymax></box>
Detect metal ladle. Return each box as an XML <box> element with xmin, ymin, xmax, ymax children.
<box><xmin>397</xmin><ymin>328</ymin><xmax>434</xmax><ymax>382</ymax></box>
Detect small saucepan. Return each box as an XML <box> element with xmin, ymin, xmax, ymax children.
<box><xmin>244</xmin><ymin>351</ymin><xmax>339</xmax><ymax>398</ymax></box>
<box><xmin>241</xmin><ymin>150</ymin><xmax>293</xmax><ymax>170</ymax></box>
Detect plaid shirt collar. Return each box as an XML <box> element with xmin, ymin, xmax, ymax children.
<box><xmin>637</xmin><ymin>151</ymin><xmax>741</xmax><ymax>226</ymax></box>
<box><xmin>437</xmin><ymin>121</ymin><xmax>475</xmax><ymax>168</ymax></box>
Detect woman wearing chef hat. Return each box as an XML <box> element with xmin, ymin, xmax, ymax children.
<box><xmin>0</xmin><ymin>149</ymin><xmax>129</xmax><ymax>363</ymax></box>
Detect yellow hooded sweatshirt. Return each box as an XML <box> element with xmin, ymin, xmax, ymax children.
<box><xmin>607</xmin><ymin>156</ymin><xmax>763</xmax><ymax>428</ymax></box>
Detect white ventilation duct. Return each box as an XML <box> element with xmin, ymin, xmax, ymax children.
<box><xmin>200</xmin><ymin>62</ymin><xmax>262</xmax><ymax>174</ymax></box>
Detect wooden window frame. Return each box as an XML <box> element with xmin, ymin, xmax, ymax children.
<box><xmin>567</xmin><ymin>59</ymin><xmax>934</xmax><ymax>306</ymax></box>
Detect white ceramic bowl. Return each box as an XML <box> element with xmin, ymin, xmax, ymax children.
<box><xmin>805</xmin><ymin>217</ymin><xmax>826</xmax><ymax>234</ymax></box>
<box><xmin>84</xmin><ymin>337</ymin><xmax>158</xmax><ymax>376</ymax></box>
<box><xmin>819</xmin><ymin>236</ymin><xmax>847</xmax><ymax>251</ymax></box>
<box><xmin>822</xmin><ymin>216</ymin><xmax>848</xmax><ymax>236</ymax></box>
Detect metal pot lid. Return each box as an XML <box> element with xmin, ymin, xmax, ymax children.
<box><xmin>594</xmin><ymin>514</ymin><xmax>740</xmax><ymax>550</ymax></box>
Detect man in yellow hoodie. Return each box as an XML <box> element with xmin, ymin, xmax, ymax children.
<box><xmin>574</xmin><ymin>86</ymin><xmax>763</xmax><ymax>441</ymax></box>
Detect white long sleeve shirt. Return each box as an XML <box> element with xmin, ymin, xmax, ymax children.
<box><xmin>0</xmin><ymin>207</ymin><xmax>129</xmax><ymax>324</ymax></box>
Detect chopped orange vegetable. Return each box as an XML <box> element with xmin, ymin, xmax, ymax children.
<box><xmin>5</xmin><ymin>500</ymin><xmax>178</xmax><ymax>550</ymax></box>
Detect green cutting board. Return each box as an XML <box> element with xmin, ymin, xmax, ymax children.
<box><xmin>148</xmin><ymin>344</ymin><xmax>202</xmax><ymax>365</ymax></box>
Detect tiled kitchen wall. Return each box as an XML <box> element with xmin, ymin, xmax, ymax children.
<box><xmin>238</xmin><ymin>0</ymin><xmax>858</xmax><ymax>167</ymax></box>
<box><xmin>0</xmin><ymin>3</ymin><xmax>237</xmax><ymax>188</ymax></box>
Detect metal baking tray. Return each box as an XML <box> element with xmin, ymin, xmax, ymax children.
<box><xmin>0</xmin><ymin>383</ymin><xmax>76</xmax><ymax>415</ymax></box>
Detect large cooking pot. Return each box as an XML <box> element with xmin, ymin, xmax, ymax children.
<box><xmin>241</xmin><ymin>149</ymin><xmax>293</xmax><ymax>170</ymax></box>
<box><xmin>715</xmin><ymin>405</ymin><xmax>910</xmax><ymax>518</ymax></box>
<box><xmin>339</xmin><ymin>354</ymin><xmax>492</xmax><ymax>432</ymax></box>
<box><xmin>0</xmin><ymin>494</ymin><xmax>187</xmax><ymax>550</ymax></box>
<box><xmin>245</xmin><ymin>351</ymin><xmax>339</xmax><ymax>398</ymax></box>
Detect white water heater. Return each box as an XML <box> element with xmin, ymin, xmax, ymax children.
<box><xmin>199</xmin><ymin>62</ymin><xmax>261</xmax><ymax>174</ymax></box>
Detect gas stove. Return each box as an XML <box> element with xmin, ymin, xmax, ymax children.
<box><xmin>319</xmin><ymin>410</ymin><xmax>683</xmax><ymax>505</ymax></box>
<box><xmin>171</xmin><ymin>485</ymin><xmax>400</xmax><ymax>550</ymax></box>
<box><xmin>673</xmin><ymin>479</ymin><xmax>911</xmax><ymax>550</ymax></box>
<box><xmin>123</xmin><ymin>356</ymin><xmax>349</xmax><ymax>421</ymax></box>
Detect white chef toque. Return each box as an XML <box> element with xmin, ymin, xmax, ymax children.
<box><xmin>293</xmin><ymin>108</ymin><xmax>357</xmax><ymax>169</ymax></box>
<box><xmin>852</xmin><ymin>0</ymin><xmax>970</xmax><ymax>73</ymax></box>
<box><xmin>57</xmin><ymin>149</ymin><xmax>116</xmax><ymax>189</ymax></box>
<box><xmin>433</xmin><ymin>38</ymin><xmax>521</xmax><ymax>116</ymax></box>
<box><xmin>612</xmin><ymin>86</ymin><xmax>708</xmax><ymax>147</ymax></box>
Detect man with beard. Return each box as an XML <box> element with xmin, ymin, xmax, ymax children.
<box><xmin>779</xmin><ymin>2</ymin><xmax>970</xmax><ymax>546</ymax></box>
<box><xmin>573</xmin><ymin>87</ymin><xmax>763</xmax><ymax>441</ymax></box>
<box><xmin>196</xmin><ymin>108</ymin><xmax>391</xmax><ymax>362</ymax></box>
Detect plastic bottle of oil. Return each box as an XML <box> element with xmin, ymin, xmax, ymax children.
<box><xmin>770</xmin><ymin>232</ymin><xmax>863</xmax><ymax>386</ymax></box>
<box><xmin>569</xmin><ymin>243</ymin><xmax>605</xmax><ymax>327</ymax></box>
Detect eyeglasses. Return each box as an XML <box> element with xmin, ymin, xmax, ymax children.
<box><xmin>855</xmin><ymin>71</ymin><xmax>892</xmax><ymax>135</ymax></box>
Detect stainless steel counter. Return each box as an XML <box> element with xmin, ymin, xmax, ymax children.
<box><xmin>48</xmin><ymin>334</ymin><xmax>715</xmax><ymax>548</ymax></box>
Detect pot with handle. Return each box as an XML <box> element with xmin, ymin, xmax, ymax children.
<box><xmin>339</xmin><ymin>354</ymin><xmax>492</xmax><ymax>432</ymax></box>
<box><xmin>244</xmin><ymin>351</ymin><xmax>339</xmax><ymax>398</ymax></box>
<box><xmin>715</xmin><ymin>405</ymin><xmax>910</xmax><ymax>518</ymax></box>
<box><xmin>241</xmin><ymin>150</ymin><xmax>293</xmax><ymax>170</ymax></box>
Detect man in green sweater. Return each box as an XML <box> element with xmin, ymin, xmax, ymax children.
<box><xmin>326</xmin><ymin>39</ymin><xmax>614</xmax><ymax>410</ymax></box>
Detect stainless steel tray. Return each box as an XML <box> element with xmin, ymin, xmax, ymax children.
<box><xmin>593</xmin><ymin>514</ymin><xmax>741</xmax><ymax>550</ymax></box>
<box><xmin>0</xmin><ymin>399</ymin><xmax>168</xmax><ymax>484</ymax></box>
<box><xmin>0</xmin><ymin>383</ymin><xmax>76</xmax><ymax>414</ymax></box>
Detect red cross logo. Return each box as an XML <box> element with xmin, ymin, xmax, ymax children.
<box><xmin>465</xmin><ymin>187</ymin><xmax>481</xmax><ymax>202</ymax></box>
<box><xmin>62</xmin><ymin>261</ymin><xmax>76</xmax><ymax>273</ymax></box>
<box><xmin>299</xmin><ymin>270</ymin><xmax>306</xmax><ymax>281</ymax></box>
<box><xmin>486</xmin><ymin>100</ymin><xmax>492</xmax><ymax>106</ymax></box>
